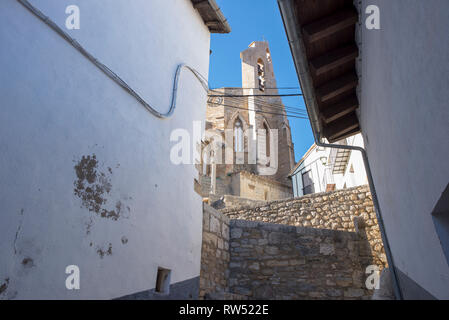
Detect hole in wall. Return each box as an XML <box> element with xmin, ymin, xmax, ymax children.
<box><xmin>155</xmin><ymin>267</ymin><xmax>171</xmax><ymax>294</ymax></box>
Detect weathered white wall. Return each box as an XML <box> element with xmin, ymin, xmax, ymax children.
<box><xmin>334</xmin><ymin>134</ymin><xmax>367</xmax><ymax>190</ymax></box>
<box><xmin>356</xmin><ymin>0</ymin><xmax>449</xmax><ymax>299</ymax></box>
<box><xmin>0</xmin><ymin>0</ymin><xmax>210</xmax><ymax>299</ymax></box>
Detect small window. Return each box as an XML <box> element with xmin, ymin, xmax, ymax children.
<box><xmin>302</xmin><ymin>170</ymin><xmax>314</xmax><ymax>195</ymax></box>
<box><xmin>349</xmin><ymin>164</ymin><xmax>355</xmax><ymax>173</ymax></box>
<box><xmin>266</xmin><ymin>48</ymin><xmax>272</xmax><ymax>63</ymax></box>
<box><xmin>155</xmin><ymin>267</ymin><xmax>171</xmax><ymax>294</ymax></box>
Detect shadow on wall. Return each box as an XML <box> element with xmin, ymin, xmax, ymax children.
<box><xmin>226</xmin><ymin>219</ymin><xmax>376</xmax><ymax>300</ymax></box>
<box><xmin>200</xmin><ymin>205</ymin><xmax>390</xmax><ymax>300</ymax></box>
<box><xmin>199</xmin><ymin>185</ymin><xmax>394</xmax><ymax>300</ymax></box>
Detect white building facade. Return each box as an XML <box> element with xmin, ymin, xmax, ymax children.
<box><xmin>0</xmin><ymin>0</ymin><xmax>229</xmax><ymax>299</ymax></box>
<box><xmin>290</xmin><ymin>134</ymin><xmax>367</xmax><ymax>197</ymax></box>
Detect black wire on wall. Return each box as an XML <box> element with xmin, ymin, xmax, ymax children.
<box><xmin>17</xmin><ymin>0</ymin><xmax>210</xmax><ymax>119</ymax></box>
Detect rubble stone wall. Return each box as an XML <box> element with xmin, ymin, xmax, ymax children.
<box><xmin>199</xmin><ymin>204</ymin><xmax>230</xmax><ymax>299</ymax></box>
<box><xmin>200</xmin><ymin>186</ymin><xmax>387</xmax><ymax>299</ymax></box>
<box><xmin>221</xmin><ymin>185</ymin><xmax>387</xmax><ymax>267</ymax></box>
<box><xmin>228</xmin><ymin>220</ymin><xmax>374</xmax><ymax>299</ymax></box>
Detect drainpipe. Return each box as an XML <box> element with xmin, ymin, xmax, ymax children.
<box><xmin>315</xmin><ymin>141</ymin><xmax>403</xmax><ymax>300</ymax></box>
<box><xmin>278</xmin><ymin>0</ymin><xmax>403</xmax><ymax>300</ymax></box>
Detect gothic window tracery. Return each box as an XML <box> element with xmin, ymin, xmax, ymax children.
<box><xmin>234</xmin><ymin>118</ymin><xmax>244</xmax><ymax>152</ymax></box>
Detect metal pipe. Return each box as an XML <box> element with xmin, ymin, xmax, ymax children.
<box><xmin>315</xmin><ymin>141</ymin><xmax>403</xmax><ymax>300</ymax></box>
<box><xmin>277</xmin><ymin>0</ymin><xmax>403</xmax><ymax>300</ymax></box>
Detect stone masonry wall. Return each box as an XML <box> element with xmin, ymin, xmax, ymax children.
<box><xmin>236</xmin><ymin>171</ymin><xmax>292</xmax><ymax>201</ymax></box>
<box><xmin>200</xmin><ymin>186</ymin><xmax>388</xmax><ymax>300</ymax></box>
<box><xmin>221</xmin><ymin>185</ymin><xmax>387</xmax><ymax>268</ymax></box>
<box><xmin>199</xmin><ymin>204</ymin><xmax>230</xmax><ymax>299</ymax></box>
<box><xmin>228</xmin><ymin>220</ymin><xmax>375</xmax><ymax>299</ymax></box>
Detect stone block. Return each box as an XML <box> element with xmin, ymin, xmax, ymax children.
<box><xmin>289</xmin><ymin>259</ymin><xmax>305</xmax><ymax>266</ymax></box>
<box><xmin>266</xmin><ymin>260</ymin><xmax>289</xmax><ymax>267</ymax></box>
<box><xmin>248</xmin><ymin>262</ymin><xmax>260</xmax><ymax>271</ymax></box>
<box><xmin>344</xmin><ymin>288</ymin><xmax>365</xmax><ymax>298</ymax></box>
<box><xmin>222</xmin><ymin>223</ymin><xmax>230</xmax><ymax>239</ymax></box>
<box><xmin>230</xmin><ymin>228</ymin><xmax>243</xmax><ymax>239</ymax></box>
<box><xmin>265</xmin><ymin>246</ymin><xmax>279</xmax><ymax>255</ymax></box>
<box><xmin>210</xmin><ymin>215</ymin><xmax>221</xmax><ymax>235</ymax></box>
<box><xmin>320</xmin><ymin>243</ymin><xmax>335</xmax><ymax>255</ymax></box>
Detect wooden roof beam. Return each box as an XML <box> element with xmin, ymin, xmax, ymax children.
<box><xmin>310</xmin><ymin>44</ymin><xmax>359</xmax><ymax>76</ymax></box>
<box><xmin>321</xmin><ymin>95</ymin><xmax>359</xmax><ymax>124</ymax></box>
<box><xmin>324</xmin><ymin>112</ymin><xmax>359</xmax><ymax>142</ymax></box>
<box><xmin>316</xmin><ymin>73</ymin><xmax>358</xmax><ymax>103</ymax></box>
<box><xmin>329</xmin><ymin>127</ymin><xmax>361</xmax><ymax>143</ymax></box>
<box><xmin>302</xmin><ymin>9</ymin><xmax>358</xmax><ymax>44</ymax></box>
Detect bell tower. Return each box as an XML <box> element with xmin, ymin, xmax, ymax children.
<box><xmin>240</xmin><ymin>41</ymin><xmax>295</xmax><ymax>184</ymax></box>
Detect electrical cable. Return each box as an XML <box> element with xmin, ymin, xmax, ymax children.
<box><xmin>18</xmin><ymin>0</ymin><xmax>306</xmax><ymax>121</ymax></box>
<box><xmin>207</xmin><ymin>101</ymin><xmax>309</xmax><ymax>120</ymax></box>
<box><xmin>17</xmin><ymin>0</ymin><xmax>209</xmax><ymax>119</ymax></box>
<box><xmin>227</xmin><ymin>96</ymin><xmax>307</xmax><ymax>115</ymax></box>
<box><xmin>217</xmin><ymin>96</ymin><xmax>308</xmax><ymax>117</ymax></box>
<box><xmin>210</xmin><ymin>87</ymin><xmax>300</xmax><ymax>90</ymax></box>
<box><xmin>208</xmin><ymin>92</ymin><xmax>308</xmax><ymax>114</ymax></box>
<box><xmin>208</xmin><ymin>88</ymin><xmax>307</xmax><ymax>112</ymax></box>
<box><xmin>208</xmin><ymin>93</ymin><xmax>303</xmax><ymax>97</ymax></box>
<box><xmin>209</xmin><ymin>94</ymin><xmax>308</xmax><ymax>116</ymax></box>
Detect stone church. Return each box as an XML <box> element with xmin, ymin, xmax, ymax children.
<box><xmin>195</xmin><ymin>41</ymin><xmax>295</xmax><ymax>206</ymax></box>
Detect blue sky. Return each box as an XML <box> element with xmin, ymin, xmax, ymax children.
<box><xmin>208</xmin><ymin>0</ymin><xmax>315</xmax><ymax>162</ymax></box>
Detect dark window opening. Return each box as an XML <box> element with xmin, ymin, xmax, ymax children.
<box><xmin>155</xmin><ymin>267</ymin><xmax>171</xmax><ymax>294</ymax></box>
<box><xmin>263</xmin><ymin>123</ymin><xmax>270</xmax><ymax>158</ymax></box>
<box><xmin>302</xmin><ymin>170</ymin><xmax>314</xmax><ymax>195</ymax></box>
<box><xmin>257</xmin><ymin>58</ymin><xmax>265</xmax><ymax>91</ymax></box>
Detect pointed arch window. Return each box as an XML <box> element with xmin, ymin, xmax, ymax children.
<box><xmin>202</xmin><ymin>149</ymin><xmax>211</xmax><ymax>176</ymax></box>
<box><xmin>234</xmin><ymin>118</ymin><xmax>244</xmax><ymax>152</ymax></box>
<box><xmin>263</xmin><ymin>122</ymin><xmax>270</xmax><ymax>158</ymax></box>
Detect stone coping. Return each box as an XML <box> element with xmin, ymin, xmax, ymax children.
<box><xmin>204</xmin><ymin>203</ymin><xmax>230</xmax><ymax>224</ymax></box>
<box><xmin>221</xmin><ymin>184</ymin><xmax>370</xmax><ymax>214</ymax></box>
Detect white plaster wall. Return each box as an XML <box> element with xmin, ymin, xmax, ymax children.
<box><xmin>0</xmin><ymin>0</ymin><xmax>210</xmax><ymax>299</ymax></box>
<box><xmin>334</xmin><ymin>134</ymin><xmax>368</xmax><ymax>189</ymax></box>
<box><xmin>293</xmin><ymin>134</ymin><xmax>368</xmax><ymax>197</ymax></box>
<box><xmin>357</xmin><ymin>0</ymin><xmax>449</xmax><ymax>298</ymax></box>
<box><xmin>292</xmin><ymin>145</ymin><xmax>327</xmax><ymax>196</ymax></box>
